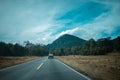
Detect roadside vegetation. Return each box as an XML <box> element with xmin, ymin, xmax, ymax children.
<box><xmin>0</xmin><ymin>41</ymin><xmax>49</xmax><ymax>56</ymax></box>
<box><xmin>0</xmin><ymin>56</ymin><xmax>39</xmax><ymax>69</ymax></box>
<box><xmin>56</xmin><ymin>53</ymin><xmax>120</xmax><ymax>80</ymax></box>
<box><xmin>0</xmin><ymin>41</ymin><xmax>47</xmax><ymax>69</ymax></box>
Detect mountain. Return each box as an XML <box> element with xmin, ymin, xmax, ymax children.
<box><xmin>48</xmin><ymin>34</ymin><xmax>86</xmax><ymax>49</ymax></box>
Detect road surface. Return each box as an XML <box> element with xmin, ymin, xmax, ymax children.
<box><xmin>0</xmin><ymin>57</ymin><xmax>91</xmax><ymax>80</ymax></box>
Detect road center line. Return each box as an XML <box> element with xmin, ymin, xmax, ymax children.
<box><xmin>37</xmin><ymin>63</ymin><xmax>44</xmax><ymax>70</ymax></box>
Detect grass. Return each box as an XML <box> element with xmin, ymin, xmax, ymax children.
<box><xmin>0</xmin><ymin>56</ymin><xmax>40</xmax><ymax>69</ymax></box>
<box><xmin>56</xmin><ymin>53</ymin><xmax>120</xmax><ymax>80</ymax></box>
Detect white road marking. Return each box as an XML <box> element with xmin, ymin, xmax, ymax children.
<box><xmin>37</xmin><ymin>63</ymin><xmax>44</xmax><ymax>70</ymax></box>
<box><xmin>56</xmin><ymin>59</ymin><xmax>92</xmax><ymax>80</ymax></box>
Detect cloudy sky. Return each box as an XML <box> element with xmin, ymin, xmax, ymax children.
<box><xmin>0</xmin><ymin>0</ymin><xmax>120</xmax><ymax>44</ymax></box>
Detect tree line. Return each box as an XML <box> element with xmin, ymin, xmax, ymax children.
<box><xmin>0</xmin><ymin>41</ymin><xmax>48</xmax><ymax>56</ymax></box>
<box><xmin>51</xmin><ymin>36</ymin><xmax>120</xmax><ymax>56</ymax></box>
<box><xmin>0</xmin><ymin>36</ymin><xmax>120</xmax><ymax>56</ymax></box>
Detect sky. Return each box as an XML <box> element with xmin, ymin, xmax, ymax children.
<box><xmin>0</xmin><ymin>0</ymin><xmax>120</xmax><ymax>44</ymax></box>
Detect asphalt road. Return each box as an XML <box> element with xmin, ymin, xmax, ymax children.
<box><xmin>0</xmin><ymin>57</ymin><xmax>91</xmax><ymax>80</ymax></box>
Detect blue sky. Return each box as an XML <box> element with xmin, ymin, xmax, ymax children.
<box><xmin>0</xmin><ymin>0</ymin><xmax>120</xmax><ymax>44</ymax></box>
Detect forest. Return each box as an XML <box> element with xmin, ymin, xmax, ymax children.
<box><xmin>0</xmin><ymin>41</ymin><xmax>48</xmax><ymax>56</ymax></box>
<box><xmin>51</xmin><ymin>36</ymin><xmax>120</xmax><ymax>56</ymax></box>
<box><xmin>0</xmin><ymin>36</ymin><xmax>120</xmax><ymax>56</ymax></box>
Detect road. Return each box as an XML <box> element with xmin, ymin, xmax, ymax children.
<box><xmin>0</xmin><ymin>57</ymin><xmax>91</xmax><ymax>80</ymax></box>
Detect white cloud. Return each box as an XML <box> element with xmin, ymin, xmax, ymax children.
<box><xmin>0</xmin><ymin>0</ymin><xmax>120</xmax><ymax>44</ymax></box>
<box><xmin>24</xmin><ymin>0</ymin><xmax>120</xmax><ymax>43</ymax></box>
<box><xmin>55</xmin><ymin>0</ymin><xmax>120</xmax><ymax>41</ymax></box>
<box><xmin>56</xmin><ymin>27</ymin><xmax>79</xmax><ymax>39</ymax></box>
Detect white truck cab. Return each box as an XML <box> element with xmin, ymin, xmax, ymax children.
<box><xmin>48</xmin><ymin>53</ymin><xmax>54</xmax><ymax>59</ymax></box>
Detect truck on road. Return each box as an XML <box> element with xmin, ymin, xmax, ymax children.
<box><xmin>48</xmin><ymin>53</ymin><xmax>54</xmax><ymax>59</ymax></box>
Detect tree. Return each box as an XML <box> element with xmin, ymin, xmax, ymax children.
<box><xmin>81</xmin><ymin>38</ymin><xmax>96</xmax><ymax>55</ymax></box>
<box><xmin>96</xmin><ymin>37</ymin><xmax>112</xmax><ymax>54</ymax></box>
<box><xmin>0</xmin><ymin>42</ymin><xmax>11</xmax><ymax>56</ymax></box>
<box><xmin>112</xmin><ymin>36</ymin><xmax>120</xmax><ymax>52</ymax></box>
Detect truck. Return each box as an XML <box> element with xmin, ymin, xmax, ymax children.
<box><xmin>48</xmin><ymin>53</ymin><xmax>54</xmax><ymax>59</ymax></box>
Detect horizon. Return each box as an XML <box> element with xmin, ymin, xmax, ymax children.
<box><xmin>0</xmin><ymin>0</ymin><xmax>120</xmax><ymax>44</ymax></box>
<box><xmin>0</xmin><ymin>33</ymin><xmax>119</xmax><ymax>45</ymax></box>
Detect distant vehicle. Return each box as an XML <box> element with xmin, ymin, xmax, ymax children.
<box><xmin>48</xmin><ymin>53</ymin><xmax>54</xmax><ymax>59</ymax></box>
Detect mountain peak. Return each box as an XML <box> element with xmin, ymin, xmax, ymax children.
<box><xmin>61</xmin><ymin>34</ymin><xmax>71</xmax><ymax>36</ymax></box>
<box><xmin>48</xmin><ymin>34</ymin><xmax>86</xmax><ymax>49</ymax></box>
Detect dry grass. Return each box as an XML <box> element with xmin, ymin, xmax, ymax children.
<box><xmin>0</xmin><ymin>56</ymin><xmax>40</xmax><ymax>69</ymax></box>
<box><xmin>56</xmin><ymin>53</ymin><xmax>120</xmax><ymax>80</ymax></box>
